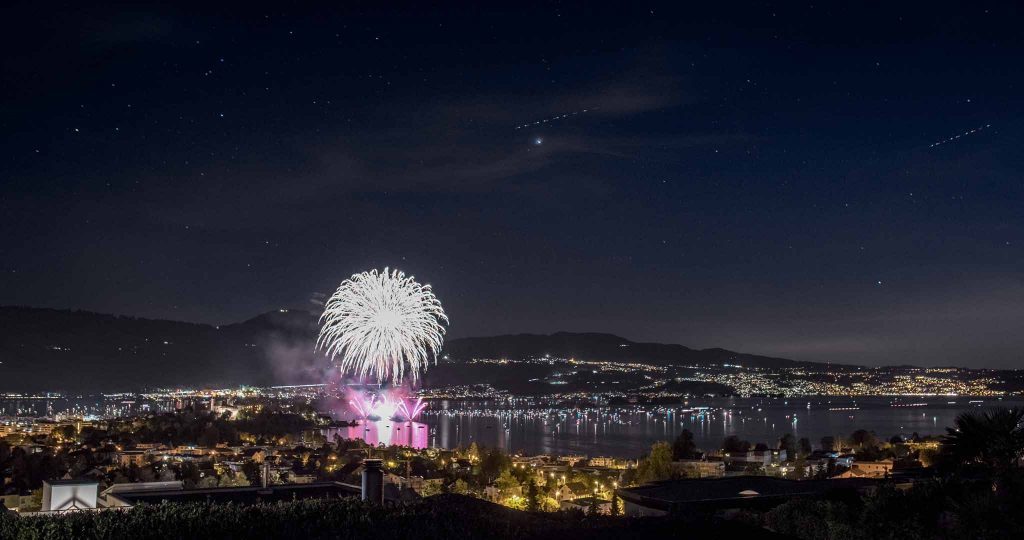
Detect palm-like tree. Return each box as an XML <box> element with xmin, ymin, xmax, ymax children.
<box><xmin>942</xmin><ymin>407</ymin><xmax>1024</xmax><ymax>471</ymax></box>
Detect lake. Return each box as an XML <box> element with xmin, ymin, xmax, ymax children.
<box><xmin>336</xmin><ymin>396</ymin><xmax>1022</xmax><ymax>458</ymax></box>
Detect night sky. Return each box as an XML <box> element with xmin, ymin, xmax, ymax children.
<box><xmin>2</xmin><ymin>3</ymin><xmax>1022</xmax><ymax>368</ymax></box>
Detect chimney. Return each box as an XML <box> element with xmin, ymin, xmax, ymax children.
<box><xmin>361</xmin><ymin>459</ymin><xmax>383</xmax><ymax>503</ymax></box>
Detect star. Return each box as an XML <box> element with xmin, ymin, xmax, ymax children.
<box><xmin>533</xmin><ymin>137</ymin><xmax>543</xmax><ymax>145</ymax></box>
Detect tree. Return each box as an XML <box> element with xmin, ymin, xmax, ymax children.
<box><xmin>197</xmin><ymin>475</ymin><xmax>219</xmax><ymax>489</ymax></box>
<box><xmin>19</xmin><ymin>489</ymin><xmax>43</xmax><ymax>512</ymax></box>
<box><xmin>743</xmin><ymin>463</ymin><xmax>766</xmax><ymax>475</ymax></box>
<box><xmin>942</xmin><ymin>406</ymin><xmax>1024</xmax><ymax>472</ymax></box>
<box><xmin>672</xmin><ymin>429</ymin><xmax>699</xmax><ymax>460</ymax></box>
<box><xmin>479</xmin><ymin>448</ymin><xmax>510</xmax><ymax>483</ymax></box>
<box><xmin>541</xmin><ymin>496</ymin><xmax>560</xmax><ymax>512</ymax></box>
<box><xmin>219</xmin><ymin>471</ymin><xmax>248</xmax><ymax>487</ymax></box>
<box><xmin>820</xmin><ymin>436</ymin><xmax>837</xmax><ymax>452</ymax></box>
<box><xmin>539</xmin><ymin>475</ymin><xmax>553</xmax><ymax>492</ymax></box>
<box><xmin>918</xmin><ymin>447</ymin><xmax>939</xmax><ymax>467</ymax></box>
<box><xmin>466</xmin><ymin>442</ymin><xmax>481</xmax><ymax>463</ymax></box>
<box><xmin>418</xmin><ymin>481</ymin><xmax>444</xmax><ymax>497</ymax></box>
<box><xmin>526</xmin><ymin>479</ymin><xmax>539</xmax><ymax>512</ymax></box>
<box><xmin>495</xmin><ymin>468</ymin><xmax>520</xmax><ymax>497</ymax></box>
<box><xmin>850</xmin><ymin>429</ymin><xmax>878</xmax><ymax>451</ymax></box>
<box><xmin>610</xmin><ymin>492</ymin><xmax>621</xmax><ymax>516</ymax></box>
<box><xmin>198</xmin><ymin>425</ymin><xmax>221</xmax><ymax>448</ymax></box>
<box><xmin>779</xmin><ymin>434</ymin><xmax>798</xmax><ymax>459</ymax></box>
<box><xmin>138</xmin><ymin>465</ymin><xmax>157</xmax><ymax>483</ymax></box>
<box><xmin>787</xmin><ymin>453</ymin><xmax>807</xmax><ymax>480</ymax></box>
<box><xmin>857</xmin><ymin>445</ymin><xmax>883</xmax><ymax>461</ymax></box>
<box><xmin>798</xmin><ymin>437</ymin><xmax>813</xmax><ymax>457</ymax></box>
<box><xmin>587</xmin><ymin>497</ymin><xmax>599</xmax><ymax>516</ymax></box>
<box><xmin>620</xmin><ymin>466</ymin><xmax>638</xmax><ymax>487</ymax></box>
<box><xmin>451</xmin><ymin>478</ymin><xmax>470</xmax><ymax>495</ymax></box>
<box><xmin>722</xmin><ymin>436</ymin><xmax>751</xmax><ymax>453</ymax></box>
<box><xmin>54</xmin><ymin>425</ymin><xmax>77</xmax><ymax>444</ymax></box>
<box><xmin>158</xmin><ymin>467</ymin><xmax>176</xmax><ymax>482</ymax></box>
<box><xmin>178</xmin><ymin>461</ymin><xmax>202</xmax><ymax>488</ymax></box>
<box><xmin>636</xmin><ymin>442</ymin><xmax>673</xmax><ymax>484</ymax></box>
<box><xmin>242</xmin><ymin>461</ymin><xmax>262</xmax><ymax>487</ymax></box>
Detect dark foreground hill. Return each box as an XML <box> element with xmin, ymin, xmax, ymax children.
<box><xmin>0</xmin><ymin>306</ymin><xmax>806</xmax><ymax>393</ymax></box>
<box><xmin>0</xmin><ymin>495</ymin><xmax>786</xmax><ymax>540</ymax></box>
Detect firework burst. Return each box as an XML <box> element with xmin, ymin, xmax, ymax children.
<box><xmin>318</xmin><ymin>268</ymin><xmax>448</xmax><ymax>385</ymax></box>
<box><xmin>397</xmin><ymin>397</ymin><xmax>427</xmax><ymax>421</ymax></box>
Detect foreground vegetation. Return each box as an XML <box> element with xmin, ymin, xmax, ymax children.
<box><xmin>0</xmin><ymin>495</ymin><xmax>778</xmax><ymax>540</ymax></box>
<box><xmin>762</xmin><ymin>406</ymin><xmax>1024</xmax><ymax>540</ymax></box>
<box><xmin>4</xmin><ymin>405</ymin><xmax>1023</xmax><ymax>538</ymax></box>
<box><xmin>764</xmin><ymin>473</ymin><xmax>1024</xmax><ymax>540</ymax></box>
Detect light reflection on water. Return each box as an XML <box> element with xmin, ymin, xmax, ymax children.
<box><xmin>336</xmin><ymin>396</ymin><xmax>1023</xmax><ymax>458</ymax></box>
<box><xmin>325</xmin><ymin>419</ymin><xmax>430</xmax><ymax>449</ymax></box>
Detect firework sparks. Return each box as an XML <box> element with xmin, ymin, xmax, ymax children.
<box><xmin>318</xmin><ymin>268</ymin><xmax>448</xmax><ymax>385</ymax></box>
<box><xmin>347</xmin><ymin>389</ymin><xmax>425</xmax><ymax>421</ymax></box>
<box><xmin>349</xmin><ymin>394</ymin><xmax>379</xmax><ymax>418</ymax></box>
<box><xmin>349</xmin><ymin>393</ymin><xmax>398</xmax><ymax>420</ymax></box>
<box><xmin>397</xmin><ymin>397</ymin><xmax>427</xmax><ymax>421</ymax></box>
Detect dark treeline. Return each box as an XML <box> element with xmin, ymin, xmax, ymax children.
<box><xmin>764</xmin><ymin>407</ymin><xmax>1024</xmax><ymax>539</ymax></box>
<box><xmin>0</xmin><ymin>495</ymin><xmax>780</xmax><ymax>540</ymax></box>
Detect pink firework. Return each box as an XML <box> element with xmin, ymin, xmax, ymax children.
<box><xmin>348</xmin><ymin>395</ymin><xmax>376</xmax><ymax>418</ymax></box>
<box><xmin>397</xmin><ymin>397</ymin><xmax>427</xmax><ymax>421</ymax></box>
<box><xmin>348</xmin><ymin>392</ymin><xmax>399</xmax><ymax>420</ymax></box>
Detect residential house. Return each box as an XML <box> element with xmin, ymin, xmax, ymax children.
<box><xmin>560</xmin><ymin>496</ymin><xmax>611</xmax><ymax>514</ymax></box>
<box><xmin>553</xmin><ymin>484</ymin><xmax>576</xmax><ymax>502</ymax></box>
<box><xmin>671</xmin><ymin>459</ymin><xmax>725</xmax><ymax>478</ymax></box>
<box><xmin>834</xmin><ymin>460</ymin><xmax>893</xmax><ymax>478</ymax></box>
<box><xmin>116</xmin><ymin>450</ymin><xmax>147</xmax><ymax>468</ymax></box>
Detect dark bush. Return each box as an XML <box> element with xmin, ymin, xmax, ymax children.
<box><xmin>0</xmin><ymin>495</ymin><xmax>782</xmax><ymax>540</ymax></box>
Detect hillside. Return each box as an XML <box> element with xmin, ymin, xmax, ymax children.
<box><xmin>0</xmin><ymin>306</ymin><xmax>327</xmax><ymax>392</ymax></box>
<box><xmin>443</xmin><ymin>332</ymin><xmax>808</xmax><ymax>369</ymax></box>
<box><xmin>0</xmin><ymin>306</ymin><xmax>805</xmax><ymax>393</ymax></box>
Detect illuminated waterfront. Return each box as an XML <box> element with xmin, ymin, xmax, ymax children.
<box><xmin>7</xmin><ymin>387</ymin><xmax>1022</xmax><ymax>459</ymax></box>
<box><xmin>386</xmin><ymin>396</ymin><xmax>1024</xmax><ymax>458</ymax></box>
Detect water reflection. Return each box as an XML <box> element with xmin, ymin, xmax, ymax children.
<box><xmin>329</xmin><ymin>396</ymin><xmax>1023</xmax><ymax>458</ymax></box>
<box><xmin>327</xmin><ymin>419</ymin><xmax>430</xmax><ymax>449</ymax></box>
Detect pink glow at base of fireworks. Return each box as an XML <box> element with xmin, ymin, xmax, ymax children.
<box><xmin>334</xmin><ymin>387</ymin><xmax>430</xmax><ymax>449</ymax></box>
<box><xmin>335</xmin><ymin>419</ymin><xmax>430</xmax><ymax>449</ymax></box>
<box><xmin>345</xmin><ymin>387</ymin><xmax>427</xmax><ymax>422</ymax></box>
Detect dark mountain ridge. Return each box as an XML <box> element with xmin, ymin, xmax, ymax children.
<box><xmin>0</xmin><ymin>306</ymin><xmax>325</xmax><ymax>392</ymax></box>
<box><xmin>1</xmin><ymin>306</ymin><xmax>814</xmax><ymax>392</ymax></box>
<box><xmin>442</xmin><ymin>331</ymin><xmax>811</xmax><ymax>369</ymax></box>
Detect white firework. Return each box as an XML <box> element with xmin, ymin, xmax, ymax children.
<box><xmin>318</xmin><ymin>268</ymin><xmax>448</xmax><ymax>384</ymax></box>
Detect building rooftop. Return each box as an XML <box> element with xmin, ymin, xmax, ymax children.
<box><xmin>108</xmin><ymin>481</ymin><xmax>360</xmax><ymax>506</ymax></box>
<box><xmin>617</xmin><ymin>477</ymin><xmax>881</xmax><ymax>512</ymax></box>
<box><xmin>564</xmin><ymin>496</ymin><xmax>610</xmax><ymax>505</ymax></box>
<box><xmin>102</xmin><ymin>481</ymin><xmax>184</xmax><ymax>496</ymax></box>
<box><xmin>43</xmin><ymin>479</ymin><xmax>99</xmax><ymax>487</ymax></box>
